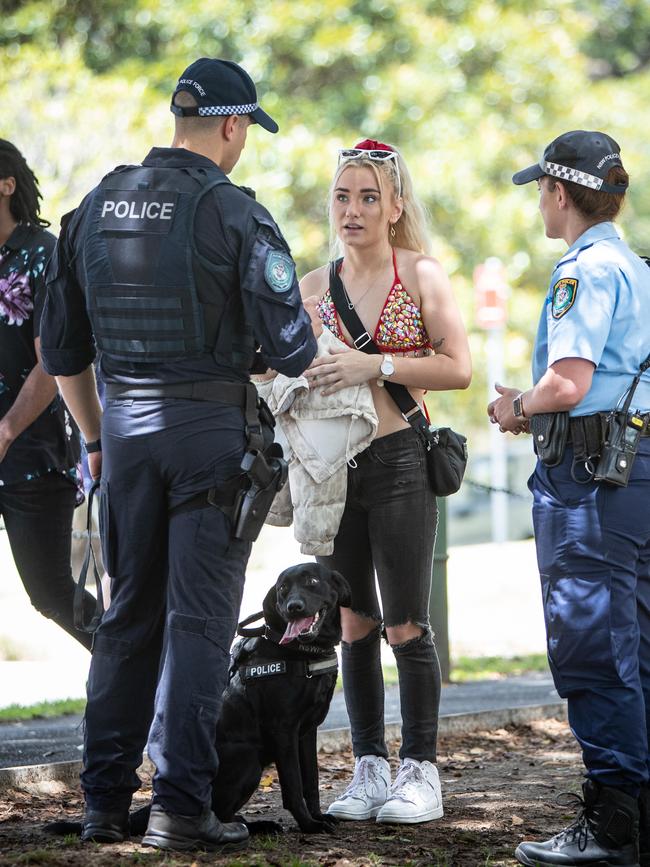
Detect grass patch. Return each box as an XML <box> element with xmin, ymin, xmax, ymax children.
<box><xmin>1</xmin><ymin>655</ymin><xmax>549</xmax><ymax>719</ymax></box>
<box><xmin>0</xmin><ymin>697</ymin><xmax>86</xmax><ymax>723</ymax></box>
<box><xmin>450</xmin><ymin>653</ymin><xmax>549</xmax><ymax>681</ymax></box>
<box><xmin>380</xmin><ymin>653</ymin><xmax>549</xmax><ymax>687</ymax></box>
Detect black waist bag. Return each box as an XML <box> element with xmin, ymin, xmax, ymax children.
<box><xmin>424</xmin><ymin>426</ymin><xmax>468</xmax><ymax>496</ymax></box>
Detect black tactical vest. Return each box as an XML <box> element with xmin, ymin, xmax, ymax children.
<box><xmin>83</xmin><ymin>163</ymin><xmax>250</xmax><ymax>366</ymax></box>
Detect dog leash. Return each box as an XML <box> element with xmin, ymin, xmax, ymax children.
<box><xmin>74</xmin><ymin>479</ymin><xmax>104</xmax><ymax>633</ymax></box>
<box><xmin>237</xmin><ymin>610</ymin><xmax>285</xmax><ymax>643</ymax></box>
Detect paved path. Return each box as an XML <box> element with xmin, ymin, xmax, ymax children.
<box><xmin>0</xmin><ymin>673</ymin><xmax>560</xmax><ymax>769</ymax></box>
<box><xmin>0</xmin><ymin>526</ymin><xmax>547</xmax><ymax>709</ymax></box>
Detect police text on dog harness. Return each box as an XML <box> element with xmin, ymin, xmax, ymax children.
<box><xmin>241</xmin><ymin>653</ymin><xmax>338</xmax><ymax>681</ymax></box>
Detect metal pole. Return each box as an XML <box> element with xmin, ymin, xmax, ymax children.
<box><xmin>430</xmin><ymin>497</ymin><xmax>450</xmax><ymax>682</ymax></box>
<box><xmin>487</xmin><ymin>326</ymin><xmax>508</xmax><ymax>543</ymax></box>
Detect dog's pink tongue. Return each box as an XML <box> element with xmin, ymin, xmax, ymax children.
<box><xmin>280</xmin><ymin>616</ymin><xmax>314</xmax><ymax>645</ymax></box>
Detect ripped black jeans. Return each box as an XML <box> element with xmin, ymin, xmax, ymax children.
<box><xmin>316</xmin><ymin>427</ymin><xmax>441</xmax><ymax>761</ymax></box>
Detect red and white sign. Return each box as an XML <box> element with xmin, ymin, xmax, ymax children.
<box><xmin>474</xmin><ymin>257</ymin><xmax>508</xmax><ymax>329</ymax></box>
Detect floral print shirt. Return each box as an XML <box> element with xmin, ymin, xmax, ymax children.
<box><xmin>0</xmin><ymin>223</ymin><xmax>81</xmax><ymax>489</ymax></box>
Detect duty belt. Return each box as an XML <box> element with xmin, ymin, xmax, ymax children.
<box><xmin>105</xmin><ymin>380</ymin><xmax>254</xmax><ymax>406</ymax></box>
<box><xmin>568</xmin><ymin>411</ymin><xmax>650</xmax><ymax>446</ymax></box>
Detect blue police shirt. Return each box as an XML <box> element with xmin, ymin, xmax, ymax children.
<box><xmin>532</xmin><ymin>221</ymin><xmax>650</xmax><ymax>416</ymax></box>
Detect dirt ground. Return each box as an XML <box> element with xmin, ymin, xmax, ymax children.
<box><xmin>0</xmin><ymin>718</ymin><xmax>582</xmax><ymax>867</ymax></box>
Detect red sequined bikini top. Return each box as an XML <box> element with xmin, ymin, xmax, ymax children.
<box><xmin>317</xmin><ymin>250</ymin><xmax>432</xmax><ymax>353</ymax></box>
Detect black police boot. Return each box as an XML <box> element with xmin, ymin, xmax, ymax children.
<box><xmin>639</xmin><ymin>785</ymin><xmax>650</xmax><ymax>867</ymax></box>
<box><xmin>81</xmin><ymin>808</ymin><xmax>130</xmax><ymax>843</ymax></box>
<box><xmin>515</xmin><ymin>779</ymin><xmax>640</xmax><ymax>866</ymax></box>
<box><xmin>141</xmin><ymin>803</ymin><xmax>249</xmax><ymax>852</ymax></box>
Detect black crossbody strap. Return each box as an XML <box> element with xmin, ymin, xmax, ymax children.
<box><xmin>328</xmin><ymin>260</ymin><xmax>430</xmax><ymax>438</ymax></box>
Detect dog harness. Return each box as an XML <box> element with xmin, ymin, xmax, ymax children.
<box><xmin>233</xmin><ymin>612</ymin><xmax>339</xmax><ymax>679</ymax></box>
<box><xmin>240</xmin><ymin>654</ymin><xmax>339</xmax><ymax>681</ymax></box>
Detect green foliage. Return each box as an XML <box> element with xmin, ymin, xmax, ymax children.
<box><xmin>0</xmin><ymin>698</ymin><xmax>86</xmax><ymax>723</ymax></box>
<box><xmin>578</xmin><ymin>0</ymin><xmax>650</xmax><ymax>78</ymax></box>
<box><xmin>3</xmin><ymin>0</ymin><xmax>650</xmax><ymax>436</ymax></box>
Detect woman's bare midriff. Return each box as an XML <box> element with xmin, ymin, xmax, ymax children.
<box><xmin>371</xmin><ymin>379</ymin><xmax>428</xmax><ymax>439</ymax></box>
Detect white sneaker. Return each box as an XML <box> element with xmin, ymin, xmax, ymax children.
<box><xmin>326</xmin><ymin>755</ymin><xmax>391</xmax><ymax>820</ymax></box>
<box><xmin>376</xmin><ymin>758</ymin><xmax>443</xmax><ymax>824</ymax></box>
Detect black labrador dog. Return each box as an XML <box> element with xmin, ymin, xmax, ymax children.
<box><xmin>211</xmin><ymin>561</ymin><xmax>350</xmax><ymax>834</ymax></box>
<box><xmin>47</xmin><ymin>562</ymin><xmax>350</xmax><ymax>837</ymax></box>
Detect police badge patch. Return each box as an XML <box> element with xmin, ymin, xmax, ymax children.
<box><xmin>552</xmin><ymin>277</ymin><xmax>578</xmax><ymax>319</ymax></box>
<box><xmin>264</xmin><ymin>251</ymin><xmax>295</xmax><ymax>293</ymax></box>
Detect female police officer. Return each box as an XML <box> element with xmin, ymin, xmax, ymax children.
<box><xmin>489</xmin><ymin>130</ymin><xmax>650</xmax><ymax>866</ymax></box>
<box><xmin>39</xmin><ymin>58</ymin><xmax>320</xmax><ymax>852</ymax></box>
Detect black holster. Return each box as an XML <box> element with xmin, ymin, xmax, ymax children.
<box><xmin>167</xmin><ymin>393</ymin><xmax>287</xmax><ymax>540</ymax></box>
<box><xmin>231</xmin><ymin>443</ymin><xmax>288</xmax><ymax>542</ymax></box>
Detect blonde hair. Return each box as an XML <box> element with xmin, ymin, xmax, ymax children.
<box><xmin>328</xmin><ymin>146</ymin><xmax>431</xmax><ymax>258</ymax></box>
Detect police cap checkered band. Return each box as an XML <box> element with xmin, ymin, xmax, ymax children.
<box><xmin>541</xmin><ymin>160</ymin><xmax>605</xmax><ymax>190</ymax></box>
<box><xmin>197</xmin><ymin>103</ymin><xmax>258</xmax><ymax>117</ymax></box>
<box><xmin>171</xmin><ymin>58</ymin><xmax>278</xmax><ymax>133</ymax></box>
<box><xmin>512</xmin><ymin>130</ymin><xmax>628</xmax><ymax>193</ymax></box>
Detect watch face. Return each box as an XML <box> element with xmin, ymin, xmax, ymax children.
<box><xmin>381</xmin><ymin>357</ymin><xmax>394</xmax><ymax>376</ymax></box>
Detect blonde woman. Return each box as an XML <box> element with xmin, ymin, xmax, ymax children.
<box><xmin>300</xmin><ymin>139</ymin><xmax>471</xmax><ymax>824</ymax></box>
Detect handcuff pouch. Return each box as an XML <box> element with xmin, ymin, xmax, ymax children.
<box><xmin>530</xmin><ymin>411</ymin><xmax>569</xmax><ymax>467</ymax></box>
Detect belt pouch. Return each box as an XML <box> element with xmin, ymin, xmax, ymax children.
<box><xmin>569</xmin><ymin>415</ymin><xmax>605</xmax><ymax>463</ymax></box>
<box><xmin>530</xmin><ymin>411</ymin><xmax>569</xmax><ymax>467</ymax></box>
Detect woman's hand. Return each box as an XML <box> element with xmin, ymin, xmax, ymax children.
<box><xmin>304</xmin><ymin>346</ymin><xmax>380</xmax><ymax>395</ymax></box>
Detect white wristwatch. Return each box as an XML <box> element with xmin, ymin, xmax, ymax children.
<box><xmin>377</xmin><ymin>353</ymin><xmax>395</xmax><ymax>387</ymax></box>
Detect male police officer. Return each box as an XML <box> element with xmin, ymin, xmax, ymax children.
<box><xmin>40</xmin><ymin>58</ymin><xmax>319</xmax><ymax>852</ymax></box>
<box><xmin>489</xmin><ymin>131</ymin><xmax>650</xmax><ymax>866</ymax></box>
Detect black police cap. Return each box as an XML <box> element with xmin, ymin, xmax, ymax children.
<box><xmin>171</xmin><ymin>57</ymin><xmax>278</xmax><ymax>134</ymax></box>
<box><xmin>512</xmin><ymin>130</ymin><xmax>628</xmax><ymax>193</ymax></box>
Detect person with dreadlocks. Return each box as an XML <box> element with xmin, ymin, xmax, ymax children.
<box><xmin>0</xmin><ymin>138</ymin><xmax>95</xmax><ymax>648</ymax></box>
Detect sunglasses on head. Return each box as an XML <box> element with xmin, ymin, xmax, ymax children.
<box><xmin>337</xmin><ymin>148</ymin><xmax>402</xmax><ymax>198</ymax></box>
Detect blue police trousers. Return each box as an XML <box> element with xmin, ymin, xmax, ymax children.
<box><xmin>81</xmin><ymin>399</ymin><xmax>251</xmax><ymax>815</ymax></box>
<box><xmin>531</xmin><ymin>439</ymin><xmax>650</xmax><ymax>793</ymax></box>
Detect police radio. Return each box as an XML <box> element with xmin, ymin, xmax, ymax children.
<box><xmin>594</xmin><ymin>353</ymin><xmax>650</xmax><ymax>487</ymax></box>
<box><xmin>594</xmin><ymin>412</ymin><xmax>646</xmax><ymax>487</ymax></box>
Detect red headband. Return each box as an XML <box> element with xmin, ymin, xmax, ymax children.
<box><xmin>354</xmin><ymin>138</ymin><xmax>396</xmax><ymax>152</ymax></box>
